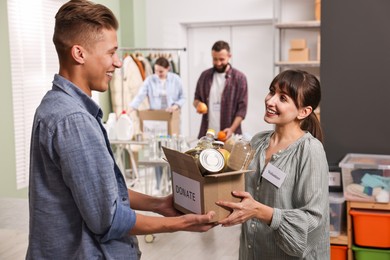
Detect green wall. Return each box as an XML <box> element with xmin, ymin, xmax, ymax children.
<box><xmin>99</xmin><ymin>0</ymin><xmax>147</xmax><ymax>122</ymax></box>
<box><xmin>0</xmin><ymin>0</ymin><xmax>146</xmax><ymax>199</ymax></box>
<box><xmin>0</xmin><ymin>0</ymin><xmax>25</xmax><ymax>198</ymax></box>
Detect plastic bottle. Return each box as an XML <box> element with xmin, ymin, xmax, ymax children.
<box><xmin>196</xmin><ymin>128</ymin><xmax>216</xmax><ymax>150</ymax></box>
<box><xmin>185</xmin><ymin>129</ymin><xmax>215</xmax><ymax>159</ymax></box>
<box><xmin>227</xmin><ymin>133</ymin><xmax>252</xmax><ymax>171</ymax></box>
<box><xmin>179</xmin><ymin>135</ymin><xmax>190</xmax><ymax>152</ymax></box>
<box><xmin>149</xmin><ymin>135</ymin><xmax>158</xmax><ymax>160</ymax></box>
<box><xmin>115</xmin><ymin>110</ymin><xmax>133</xmax><ymax>140</ymax></box>
<box><xmin>106</xmin><ymin>112</ymin><xmax>117</xmax><ymax>140</ymax></box>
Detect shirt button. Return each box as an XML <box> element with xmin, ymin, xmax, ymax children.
<box><xmin>248</xmin><ymin>245</ymin><xmax>252</xmax><ymax>249</ymax></box>
<box><xmin>251</xmin><ymin>223</ymin><xmax>255</xmax><ymax>228</ymax></box>
<box><xmin>256</xmin><ymin>186</ymin><xmax>260</xmax><ymax>190</ymax></box>
<box><xmin>122</xmin><ymin>197</ymin><xmax>127</xmax><ymax>201</ymax></box>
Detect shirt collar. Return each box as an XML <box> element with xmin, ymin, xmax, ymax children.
<box><xmin>52</xmin><ymin>74</ymin><xmax>102</xmax><ymax>119</ymax></box>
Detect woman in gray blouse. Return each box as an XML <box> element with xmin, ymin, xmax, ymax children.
<box><xmin>217</xmin><ymin>70</ymin><xmax>330</xmax><ymax>260</ymax></box>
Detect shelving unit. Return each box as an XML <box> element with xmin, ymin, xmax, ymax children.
<box><xmin>273</xmin><ymin>0</ymin><xmax>321</xmax><ymax>118</ymax></box>
<box><xmin>273</xmin><ymin>0</ymin><xmax>321</xmax><ymax>75</ymax></box>
<box><xmin>330</xmin><ymin>201</ymin><xmax>390</xmax><ymax>259</ymax></box>
<box><xmin>275</xmin><ymin>60</ymin><xmax>320</xmax><ymax>68</ymax></box>
<box><xmin>330</xmin><ymin>233</ymin><xmax>348</xmax><ymax>247</ymax></box>
<box><xmin>275</xmin><ymin>20</ymin><xmax>320</xmax><ymax>29</ymax></box>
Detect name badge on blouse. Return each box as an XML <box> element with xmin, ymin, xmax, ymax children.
<box><xmin>212</xmin><ymin>102</ymin><xmax>221</xmax><ymax>112</ymax></box>
<box><xmin>262</xmin><ymin>163</ymin><xmax>287</xmax><ymax>188</ymax></box>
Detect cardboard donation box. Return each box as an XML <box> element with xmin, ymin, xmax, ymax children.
<box><xmin>162</xmin><ymin>147</ymin><xmax>254</xmax><ymax>222</ymax></box>
<box><xmin>138</xmin><ymin>110</ymin><xmax>180</xmax><ymax>137</ymax></box>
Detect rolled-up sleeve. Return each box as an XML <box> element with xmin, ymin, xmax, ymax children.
<box><xmin>53</xmin><ymin>112</ymin><xmax>135</xmax><ymax>241</ymax></box>
<box><xmin>100</xmin><ymin>202</ymin><xmax>136</xmax><ymax>242</ymax></box>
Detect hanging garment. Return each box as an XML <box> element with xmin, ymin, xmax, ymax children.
<box><xmin>137</xmin><ymin>55</ymin><xmax>153</xmax><ymax>77</ymax></box>
<box><xmin>131</xmin><ymin>53</ymin><xmax>146</xmax><ymax>80</ymax></box>
<box><xmin>110</xmin><ymin>55</ymin><xmax>149</xmax><ymax>134</ymax></box>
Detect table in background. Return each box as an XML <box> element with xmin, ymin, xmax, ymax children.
<box><xmin>110</xmin><ymin>140</ymin><xmax>148</xmax><ymax>187</ymax></box>
<box><xmin>138</xmin><ymin>159</ymin><xmax>171</xmax><ymax>195</ymax></box>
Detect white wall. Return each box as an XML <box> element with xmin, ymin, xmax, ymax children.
<box><xmin>145</xmin><ymin>0</ymin><xmax>273</xmax><ymax>47</ymax></box>
<box><xmin>142</xmin><ymin>0</ymin><xmax>315</xmax><ymax>138</ymax></box>
<box><xmin>143</xmin><ymin>0</ymin><xmax>274</xmax><ymax>138</ymax></box>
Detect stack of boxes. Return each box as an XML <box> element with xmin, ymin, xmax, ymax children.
<box><xmin>288</xmin><ymin>39</ymin><xmax>309</xmax><ymax>62</ymax></box>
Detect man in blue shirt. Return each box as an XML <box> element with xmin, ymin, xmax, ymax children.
<box><xmin>27</xmin><ymin>1</ymin><xmax>215</xmax><ymax>259</ymax></box>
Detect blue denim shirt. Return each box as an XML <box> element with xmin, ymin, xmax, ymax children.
<box><xmin>130</xmin><ymin>72</ymin><xmax>185</xmax><ymax>109</ymax></box>
<box><xmin>27</xmin><ymin>74</ymin><xmax>141</xmax><ymax>259</ymax></box>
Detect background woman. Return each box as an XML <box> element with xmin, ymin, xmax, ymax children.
<box><xmin>130</xmin><ymin>57</ymin><xmax>185</xmax><ymax>195</ymax></box>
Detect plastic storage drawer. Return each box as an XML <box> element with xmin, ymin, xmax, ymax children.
<box><xmin>352</xmin><ymin>245</ymin><xmax>390</xmax><ymax>260</ymax></box>
<box><xmin>329</xmin><ymin>192</ymin><xmax>346</xmax><ymax>237</ymax></box>
<box><xmin>350</xmin><ymin>209</ymin><xmax>390</xmax><ymax>248</ymax></box>
<box><xmin>331</xmin><ymin>245</ymin><xmax>347</xmax><ymax>260</ymax></box>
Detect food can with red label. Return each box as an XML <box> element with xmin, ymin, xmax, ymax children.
<box><xmin>198</xmin><ymin>148</ymin><xmax>225</xmax><ymax>174</ymax></box>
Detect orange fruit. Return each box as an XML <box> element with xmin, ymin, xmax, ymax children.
<box><xmin>196</xmin><ymin>102</ymin><xmax>208</xmax><ymax>114</ymax></box>
<box><xmin>217</xmin><ymin>131</ymin><xmax>227</xmax><ymax>141</ymax></box>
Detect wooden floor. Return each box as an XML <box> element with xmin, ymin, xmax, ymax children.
<box><xmin>0</xmin><ymin>169</ymin><xmax>240</xmax><ymax>260</ymax></box>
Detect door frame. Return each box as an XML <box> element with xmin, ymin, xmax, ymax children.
<box><xmin>180</xmin><ymin>19</ymin><xmax>274</xmax><ymax>139</ymax></box>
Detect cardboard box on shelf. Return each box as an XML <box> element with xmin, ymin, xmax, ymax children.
<box><xmin>290</xmin><ymin>39</ymin><xmax>307</xmax><ymax>50</ymax></box>
<box><xmin>288</xmin><ymin>48</ymin><xmax>309</xmax><ymax>62</ymax></box>
<box><xmin>138</xmin><ymin>109</ymin><xmax>180</xmax><ymax>138</ymax></box>
<box><xmin>162</xmin><ymin>147</ymin><xmax>254</xmax><ymax>222</ymax></box>
<box><xmin>315</xmin><ymin>0</ymin><xmax>321</xmax><ymax>21</ymax></box>
<box><xmin>317</xmin><ymin>34</ymin><xmax>321</xmax><ymax>61</ymax></box>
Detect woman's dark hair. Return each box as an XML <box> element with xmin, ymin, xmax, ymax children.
<box><xmin>155</xmin><ymin>57</ymin><xmax>170</xmax><ymax>69</ymax></box>
<box><xmin>270</xmin><ymin>69</ymin><xmax>323</xmax><ymax>142</ymax></box>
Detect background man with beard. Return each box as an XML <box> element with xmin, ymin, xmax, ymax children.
<box><xmin>193</xmin><ymin>40</ymin><xmax>248</xmax><ymax>139</ymax></box>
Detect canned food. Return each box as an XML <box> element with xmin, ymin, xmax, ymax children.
<box><xmin>184</xmin><ymin>148</ymin><xmax>202</xmax><ymax>159</ymax></box>
<box><xmin>198</xmin><ymin>148</ymin><xmax>225</xmax><ymax>174</ymax></box>
<box><xmin>212</xmin><ymin>141</ymin><xmax>224</xmax><ymax>149</ymax></box>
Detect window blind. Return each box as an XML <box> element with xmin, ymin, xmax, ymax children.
<box><xmin>7</xmin><ymin>0</ymin><xmax>66</xmax><ymax>189</ymax></box>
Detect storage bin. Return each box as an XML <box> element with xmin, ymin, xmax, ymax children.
<box><xmin>331</xmin><ymin>245</ymin><xmax>347</xmax><ymax>260</ymax></box>
<box><xmin>329</xmin><ymin>192</ymin><xmax>346</xmax><ymax>237</ymax></box>
<box><xmin>350</xmin><ymin>209</ymin><xmax>390</xmax><ymax>248</ymax></box>
<box><xmin>329</xmin><ymin>164</ymin><xmax>343</xmax><ymax>192</ymax></box>
<box><xmin>352</xmin><ymin>245</ymin><xmax>390</xmax><ymax>260</ymax></box>
<box><xmin>339</xmin><ymin>153</ymin><xmax>390</xmax><ymax>202</ymax></box>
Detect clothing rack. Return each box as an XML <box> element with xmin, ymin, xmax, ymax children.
<box><xmin>117</xmin><ymin>47</ymin><xmax>186</xmax><ymax>74</ymax></box>
<box><xmin>116</xmin><ymin>47</ymin><xmax>186</xmax><ymax>112</ymax></box>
